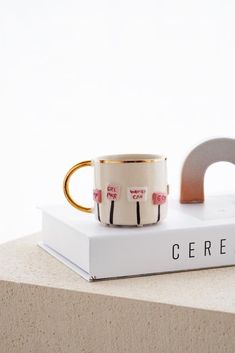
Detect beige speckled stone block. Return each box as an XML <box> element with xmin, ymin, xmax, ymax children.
<box><xmin>0</xmin><ymin>234</ymin><xmax>235</xmax><ymax>353</ymax></box>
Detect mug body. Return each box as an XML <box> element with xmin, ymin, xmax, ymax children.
<box><xmin>93</xmin><ymin>154</ymin><xmax>168</xmax><ymax>226</ymax></box>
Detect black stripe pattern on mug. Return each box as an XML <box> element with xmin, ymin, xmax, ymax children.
<box><xmin>152</xmin><ymin>192</ymin><xmax>167</xmax><ymax>223</ymax></box>
<box><xmin>106</xmin><ymin>184</ymin><xmax>120</xmax><ymax>225</ymax></box>
<box><xmin>127</xmin><ymin>187</ymin><xmax>147</xmax><ymax>226</ymax></box>
<box><xmin>93</xmin><ymin>189</ymin><xmax>102</xmax><ymax>222</ymax></box>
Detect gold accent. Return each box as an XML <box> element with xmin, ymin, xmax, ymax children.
<box><xmin>98</xmin><ymin>157</ymin><xmax>165</xmax><ymax>164</ymax></box>
<box><xmin>63</xmin><ymin>160</ymin><xmax>93</xmax><ymax>213</ymax></box>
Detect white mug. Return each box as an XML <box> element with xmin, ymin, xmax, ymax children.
<box><xmin>63</xmin><ymin>154</ymin><xmax>168</xmax><ymax>226</ymax></box>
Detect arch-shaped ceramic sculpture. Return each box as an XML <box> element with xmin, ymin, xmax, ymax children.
<box><xmin>180</xmin><ymin>138</ymin><xmax>235</xmax><ymax>204</ymax></box>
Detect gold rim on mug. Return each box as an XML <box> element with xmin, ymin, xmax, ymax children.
<box><xmin>97</xmin><ymin>155</ymin><xmax>167</xmax><ymax>164</ymax></box>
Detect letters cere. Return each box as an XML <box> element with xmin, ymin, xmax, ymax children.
<box><xmin>172</xmin><ymin>238</ymin><xmax>226</xmax><ymax>260</ymax></box>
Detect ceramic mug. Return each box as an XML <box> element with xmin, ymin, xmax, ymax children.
<box><xmin>63</xmin><ymin>154</ymin><xmax>168</xmax><ymax>226</ymax></box>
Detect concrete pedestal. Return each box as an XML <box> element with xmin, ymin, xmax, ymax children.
<box><xmin>0</xmin><ymin>234</ymin><xmax>235</xmax><ymax>353</ymax></box>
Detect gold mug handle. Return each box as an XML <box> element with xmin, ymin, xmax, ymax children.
<box><xmin>63</xmin><ymin>160</ymin><xmax>93</xmax><ymax>213</ymax></box>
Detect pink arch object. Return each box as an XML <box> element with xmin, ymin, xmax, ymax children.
<box><xmin>180</xmin><ymin>138</ymin><xmax>235</xmax><ymax>204</ymax></box>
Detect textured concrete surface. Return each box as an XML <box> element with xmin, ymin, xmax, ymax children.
<box><xmin>0</xmin><ymin>234</ymin><xmax>235</xmax><ymax>353</ymax></box>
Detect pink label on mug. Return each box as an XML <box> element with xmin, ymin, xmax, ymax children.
<box><xmin>152</xmin><ymin>192</ymin><xmax>167</xmax><ymax>205</ymax></box>
<box><xmin>106</xmin><ymin>184</ymin><xmax>120</xmax><ymax>201</ymax></box>
<box><xmin>127</xmin><ymin>187</ymin><xmax>147</xmax><ymax>202</ymax></box>
<box><xmin>93</xmin><ymin>189</ymin><xmax>102</xmax><ymax>203</ymax></box>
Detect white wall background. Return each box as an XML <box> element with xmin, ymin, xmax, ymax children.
<box><xmin>1</xmin><ymin>0</ymin><xmax>235</xmax><ymax>243</ymax></box>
